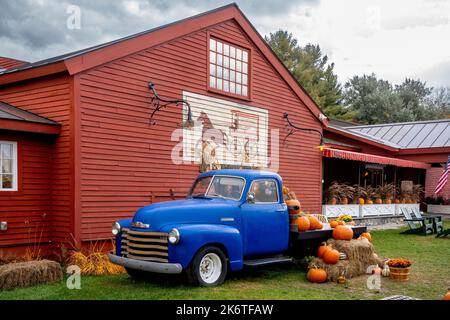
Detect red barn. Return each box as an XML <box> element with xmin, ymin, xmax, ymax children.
<box><xmin>0</xmin><ymin>4</ymin><xmax>327</xmax><ymax>258</ymax></box>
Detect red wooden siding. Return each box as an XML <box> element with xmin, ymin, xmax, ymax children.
<box><xmin>0</xmin><ymin>74</ymin><xmax>74</xmax><ymax>247</ymax></box>
<box><xmin>77</xmin><ymin>19</ymin><xmax>323</xmax><ymax>240</ymax></box>
<box><xmin>0</xmin><ymin>132</ymin><xmax>53</xmax><ymax>247</ymax></box>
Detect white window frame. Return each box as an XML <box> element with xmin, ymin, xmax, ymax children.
<box><xmin>0</xmin><ymin>141</ymin><xmax>18</xmax><ymax>191</ymax></box>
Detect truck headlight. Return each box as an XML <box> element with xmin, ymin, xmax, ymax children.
<box><xmin>112</xmin><ymin>222</ymin><xmax>121</xmax><ymax>235</ymax></box>
<box><xmin>168</xmin><ymin>228</ymin><xmax>180</xmax><ymax>244</ymax></box>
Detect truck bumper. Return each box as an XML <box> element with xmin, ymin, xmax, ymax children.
<box><xmin>108</xmin><ymin>254</ymin><xmax>183</xmax><ymax>274</ymax></box>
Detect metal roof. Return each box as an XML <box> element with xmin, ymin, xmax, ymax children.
<box><xmin>0</xmin><ymin>101</ymin><xmax>59</xmax><ymax>125</ymax></box>
<box><xmin>342</xmin><ymin>119</ymin><xmax>450</xmax><ymax>149</ymax></box>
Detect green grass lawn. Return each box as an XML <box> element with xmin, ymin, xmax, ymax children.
<box><xmin>1</xmin><ymin>223</ymin><xmax>449</xmax><ymax>300</ymax></box>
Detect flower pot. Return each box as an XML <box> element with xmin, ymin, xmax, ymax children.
<box><xmin>389</xmin><ymin>267</ymin><xmax>411</xmax><ymax>281</ymax></box>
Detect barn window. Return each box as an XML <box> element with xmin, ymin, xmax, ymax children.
<box><xmin>0</xmin><ymin>141</ymin><xmax>17</xmax><ymax>191</ymax></box>
<box><xmin>209</xmin><ymin>37</ymin><xmax>249</xmax><ymax>98</ymax></box>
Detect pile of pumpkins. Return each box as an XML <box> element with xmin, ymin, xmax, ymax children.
<box><xmin>286</xmin><ymin>199</ymin><xmax>323</xmax><ymax>231</ymax></box>
<box><xmin>306</xmin><ymin>228</ymin><xmax>373</xmax><ymax>284</ymax></box>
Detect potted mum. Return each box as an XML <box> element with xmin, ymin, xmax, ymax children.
<box><xmin>387</xmin><ymin>259</ymin><xmax>412</xmax><ymax>281</ymax></box>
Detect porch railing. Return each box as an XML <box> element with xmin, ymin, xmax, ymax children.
<box><xmin>322</xmin><ymin>203</ymin><xmax>420</xmax><ymax>218</ymax></box>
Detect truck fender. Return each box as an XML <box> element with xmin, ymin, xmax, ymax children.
<box><xmin>162</xmin><ymin>224</ymin><xmax>244</xmax><ymax>271</ymax></box>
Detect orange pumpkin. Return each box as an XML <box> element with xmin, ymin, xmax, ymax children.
<box><xmin>330</xmin><ymin>220</ymin><xmax>339</xmax><ymax>228</ymax></box>
<box><xmin>372</xmin><ymin>266</ymin><xmax>382</xmax><ymax>275</ymax></box>
<box><xmin>340</xmin><ymin>197</ymin><xmax>348</xmax><ymax>205</ymax></box>
<box><xmin>332</xmin><ymin>225</ymin><xmax>354</xmax><ymax>241</ymax></box>
<box><xmin>367</xmin><ymin>199</ymin><xmax>374</xmax><ymax>204</ymax></box>
<box><xmin>307</xmin><ymin>267</ymin><xmax>327</xmax><ymax>283</ymax></box>
<box><xmin>297</xmin><ymin>216</ymin><xmax>310</xmax><ymax>232</ymax></box>
<box><xmin>394</xmin><ymin>199</ymin><xmax>400</xmax><ymax>204</ymax></box>
<box><xmin>337</xmin><ymin>220</ymin><xmax>346</xmax><ymax>226</ymax></box>
<box><xmin>307</xmin><ymin>215</ymin><xmax>321</xmax><ymax>230</ymax></box>
<box><xmin>329</xmin><ymin>197</ymin><xmax>337</xmax><ymax>205</ymax></box>
<box><xmin>316</xmin><ymin>220</ymin><xmax>323</xmax><ymax>230</ymax></box>
<box><xmin>358</xmin><ymin>198</ymin><xmax>365</xmax><ymax>205</ymax></box>
<box><xmin>286</xmin><ymin>199</ymin><xmax>301</xmax><ymax>215</ymax></box>
<box><xmin>317</xmin><ymin>244</ymin><xmax>331</xmax><ymax>258</ymax></box>
<box><xmin>360</xmin><ymin>232</ymin><xmax>372</xmax><ymax>242</ymax></box>
<box><xmin>444</xmin><ymin>291</ymin><xmax>450</xmax><ymax>300</ymax></box>
<box><xmin>323</xmin><ymin>248</ymin><xmax>340</xmax><ymax>265</ymax></box>
<box><xmin>375</xmin><ymin>198</ymin><xmax>383</xmax><ymax>204</ymax></box>
<box><xmin>384</xmin><ymin>199</ymin><xmax>392</xmax><ymax>204</ymax></box>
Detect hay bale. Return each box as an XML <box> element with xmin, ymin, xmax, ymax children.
<box><xmin>0</xmin><ymin>260</ymin><xmax>63</xmax><ymax>291</ymax></box>
<box><xmin>309</xmin><ymin>238</ymin><xmax>384</xmax><ymax>281</ymax></box>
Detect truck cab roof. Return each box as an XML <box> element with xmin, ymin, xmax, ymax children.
<box><xmin>197</xmin><ymin>169</ymin><xmax>282</xmax><ymax>182</ymax></box>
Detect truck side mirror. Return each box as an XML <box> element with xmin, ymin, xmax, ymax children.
<box><xmin>246</xmin><ymin>192</ymin><xmax>256</xmax><ymax>204</ymax></box>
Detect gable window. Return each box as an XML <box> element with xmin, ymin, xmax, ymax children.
<box><xmin>0</xmin><ymin>141</ymin><xmax>17</xmax><ymax>191</ymax></box>
<box><xmin>209</xmin><ymin>37</ymin><xmax>249</xmax><ymax>98</ymax></box>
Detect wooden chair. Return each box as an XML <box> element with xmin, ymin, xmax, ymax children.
<box><xmin>400</xmin><ymin>207</ymin><xmax>433</xmax><ymax>235</ymax></box>
<box><xmin>412</xmin><ymin>207</ymin><xmax>443</xmax><ymax>234</ymax></box>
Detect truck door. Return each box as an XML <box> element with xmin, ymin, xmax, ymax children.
<box><xmin>241</xmin><ymin>179</ymin><xmax>289</xmax><ymax>256</ymax></box>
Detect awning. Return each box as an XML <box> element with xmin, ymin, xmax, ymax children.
<box><xmin>322</xmin><ymin>148</ymin><xmax>430</xmax><ymax>169</ymax></box>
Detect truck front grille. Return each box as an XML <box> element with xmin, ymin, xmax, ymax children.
<box><xmin>121</xmin><ymin>228</ymin><xmax>169</xmax><ymax>263</ymax></box>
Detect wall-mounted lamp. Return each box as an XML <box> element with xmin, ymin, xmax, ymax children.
<box><xmin>283</xmin><ymin>112</ymin><xmax>327</xmax><ymax>150</ymax></box>
<box><xmin>148</xmin><ymin>82</ymin><xmax>194</xmax><ymax>128</ymax></box>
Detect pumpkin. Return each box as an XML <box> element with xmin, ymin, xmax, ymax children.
<box><xmin>307</xmin><ymin>267</ymin><xmax>327</xmax><ymax>283</ymax></box>
<box><xmin>337</xmin><ymin>220</ymin><xmax>346</xmax><ymax>226</ymax></box>
<box><xmin>307</xmin><ymin>215</ymin><xmax>321</xmax><ymax>230</ymax></box>
<box><xmin>444</xmin><ymin>291</ymin><xmax>450</xmax><ymax>300</ymax></box>
<box><xmin>329</xmin><ymin>197</ymin><xmax>337</xmax><ymax>205</ymax></box>
<box><xmin>394</xmin><ymin>199</ymin><xmax>400</xmax><ymax>204</ymax></box>
<box><xmin>360</xmin><ymin>232</ymin><xmax>372</xmax><ymax>242</ymax></box>
<box><xmin>286</xmin><ymin>199</ymin><xmax>301</xmax><ymax>215</ymax></box>
<box><xmin>384</xmin><ymin>199</ymin><xmax>392</xmax><ymax>204</ymax></box>
<box><xmin>358</xmin><ymin>197</ymin><xmax>365</xmax><ymax>205</ymax></box>
<box><xmin>323</xmin><ymin>248</ymin><xmax>340</xmax><ymax>265</ymax></box>
<box><xmin>340</xmin><ymin>197</ymin><xmax>348</xmax><ymax>205</ymax></box>
<box><xmin>367</xmin><ymin>199</ymin><xmax>374</xmax><ymax>204</ymax></box>
<box><xmin>317</xmin><ymin>244</ymin><xmax>331</xmax><ymax>258</ymax></box>
<box><xmin>375</xmin><ymin>198</ymin><xmax>383</xmax><ymax>204</ymax></box>
<box><xmin>332</xmin><ymin>225</ymin><xmax>354</xmax><ymax>241</ymax></box>
<box><xmin>297</xmin><ymin>216</ymin><xmax>310</xmax><ymax>232</ymax></box>
<box><xmin>330</xmin><ymin>220</ymin><xmax>339</xmax><ymax>228</ymax></box>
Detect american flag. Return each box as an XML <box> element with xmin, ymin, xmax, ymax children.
<box><xmin>434</xmin><ymin>154</ymin><xmax>450</xmax><ymax>194</ymax></box>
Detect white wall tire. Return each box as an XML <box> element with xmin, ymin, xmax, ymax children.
<box><xmin>187</xmin><ymin>246</ymin><xmax>228</xmax><ymax>286</ymax></box>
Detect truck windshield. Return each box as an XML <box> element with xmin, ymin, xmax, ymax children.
<box><xmin>189</xmin><ymin>176</ymin><xmax>245</xmax><ymax>200</ymax></box>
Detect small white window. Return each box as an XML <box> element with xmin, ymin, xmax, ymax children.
<box><xmin>0</xmin><ymin>141</ymin><xmax>18</xmax><ymax>191</ymax></box>
<box><xmin>208</xmin><ymin>37</ymin><xmax>250</xmax><ymax>97</ymax></box>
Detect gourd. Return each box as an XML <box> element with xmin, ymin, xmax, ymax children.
<box><xmin>360</xmin><ymin>232</ymin><xmax>372</xmax><ymax>242</ymax></box>
<box><xmin>322</xmin><ymin>248</ymin><xmax>340</xmax><ymax>265</ymax></box>
<box><xmin>382</xmin><ymin>264</ymin><xmax>390</xmax><ymax>277</ymax></box>
<box><xmin>296</xmin><ymin>216</ymin><xmax>310</xmax><ymax>232</ymax></box>
<box><xmin>306</xmin><ymin>267</ymin><xmax>327</xmax><ymax>283</ymax></box>
<box><xmin>332</xmin><ymin>225</ymin><xmax>354</xmax><ymax>241</ymax></box>
<box><xmin>372</xmin><ymin>266</ymin><xmax>382</xmax><ymax>275</ymax></box>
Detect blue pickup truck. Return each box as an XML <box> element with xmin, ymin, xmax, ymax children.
<box><xmin>108</xmin><ymin>169</ymin><xmax>365</xmax><ymax>286</ymax></box>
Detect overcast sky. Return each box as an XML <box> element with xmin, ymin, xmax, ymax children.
<box><xmin>1</xmin><ymin>0</ymin><xmax>449</xmax><ymax>87</ymax></box>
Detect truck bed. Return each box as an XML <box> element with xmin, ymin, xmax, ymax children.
<box><xmin>290</xmin><ymin>225</ymin><xmax>367</xmax><ymax>241</ymax></box>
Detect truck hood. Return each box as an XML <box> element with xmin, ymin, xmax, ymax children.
<box><xmin>131</xmin><ymin>197</ymin><xmax>239</xmax><ymax>230</ymax></box>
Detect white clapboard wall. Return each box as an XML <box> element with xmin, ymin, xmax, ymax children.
<box><xmin>182</xmin><ymin>91</ymin><xmax>269</xmax><ymax>167</ymax></box>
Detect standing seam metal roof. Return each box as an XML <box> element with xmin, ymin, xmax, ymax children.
<box><xmin>343</xmin><ymin>119</ymin><xmax>450</xmax><ymax>149</ymax></box>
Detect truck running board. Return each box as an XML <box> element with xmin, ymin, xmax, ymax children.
<box><xmin>243</xmin><ymin>256</ymin><xmax>293</xmax><ymax>267</ymax></box>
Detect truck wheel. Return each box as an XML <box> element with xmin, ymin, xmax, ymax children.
<box><xmin>187</xmin><ymin>246</ymin><xmax>228</xmax><ymax>287</ymax></box>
